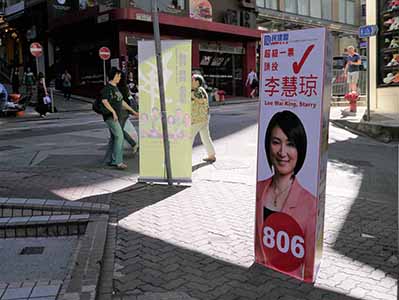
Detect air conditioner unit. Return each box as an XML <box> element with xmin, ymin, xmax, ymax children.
<box><xmin>240</xmin><ymin>0</ymin><xmax>256</xmax><ymax>9</ymax></box>
<box><xmin>224</xmin><ymin>9</ymin><xmax>240</xmax><ymax>26</ymax></box>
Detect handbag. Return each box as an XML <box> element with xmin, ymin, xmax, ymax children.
<box><xmin>43</xmin><ymin>96</ymin><xmax>52</xmax><ymax>104</ymax></box>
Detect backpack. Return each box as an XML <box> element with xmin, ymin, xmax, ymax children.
<box><xmin>92</xmin><ymin>94</ymin><xmax>103</xmax><ymax>114</ymax></box>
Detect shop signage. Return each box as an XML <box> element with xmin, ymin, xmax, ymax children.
<box><xmin>136</xmin><ymin>13</ymin><xmax>152</xmax><ymax>22</ymax></box>
<box><xmin>190</xmin><ymin>0</ymin><xmax>212</xmax><ymax>21</ymax></box>
<box><xmin>99</xmin><ymin>47</ymin><xmax>111</xmax><ymax>60</ymax></box>
<box><xmin>199</xmin><ymin>43</ymin><xmax>245</xmax><ymax>55</ymax></box>
<box><xmin>53</xmin><ymin>0</ymin><xmax>71</xmax><ymax>11</ymax></box>
<box><xmin>30</xmin><ymin>42</ymin><xmax>43</xmax><ymax>57</ymax></box>
<box><xmin>358</xmin><ymin>25</ymin><xmax>378</xmax><ymax>38</ymax></box>
<box><xmin>97</xmin><ymin>14</ymin><xmax>109</xmax><ymax>23</ymax></box>
<box><xmin>256</xmin><ymin>28</ymin><xmax>331</xmax><ymax>283</ymax></box>
<box><xmin>138</xmin><ymin>40</ymin><xmax>192</xmax><ymax>183</ymax></box>
<box><xmin>5</xmin><ymin>1</ymin><xmax>24</xmax><ymax>16</ymax></box>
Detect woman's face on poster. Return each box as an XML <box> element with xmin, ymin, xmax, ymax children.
<box><xmin>270</xmin><ymin>126</ymin><xmax>298</xmax><ymax>176</ymax></box>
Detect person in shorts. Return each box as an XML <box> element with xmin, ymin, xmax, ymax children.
<box><xmin>344</xmin><ymin>46</ymin><xmax>362</xmax><ymax>93</ymax></box>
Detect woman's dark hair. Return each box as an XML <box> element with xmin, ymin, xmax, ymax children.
<box><xmin>117</xmin><ymin>72</ymin><xmax>130</xmax><ymax>101</ymax></box>
<box><xmin>108</xmin><ymin>67</ymin><xmax>121</xmax><ymax>81</ymax></box>
<box><xmin>192</xmin><ymin>74</ymin><xmax>204</xmax><ymax>87</ymax></box>
<box><xmin>265</xmin><ymin>110</ymin><xmax>307</xmax><ymax>176</ymax></box>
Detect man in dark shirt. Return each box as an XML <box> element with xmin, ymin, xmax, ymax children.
<box><xmin>344</xmin><ymin>46</ymin><xmax>362</xmax><ymax>93</ymax></box>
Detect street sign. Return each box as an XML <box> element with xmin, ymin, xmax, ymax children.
<box><xmin>30</xmin><ymin>42</ymin><xmax>43</xmax><ymax>57</ymax></box>
<box><xmin>358</xmin><ymin>25</ymin><xmax>378</xmax><ymax>38</ymax></box>
<box><xmin>99</xmin><ymin>47</ymin><xmax>111</xmax><ymax>60</ymax></box>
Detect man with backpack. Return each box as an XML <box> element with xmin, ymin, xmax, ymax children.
<box><xmin>93</xmin><ymin>67</ymin><xmax>138</xmax><ymax>170</ymax></box>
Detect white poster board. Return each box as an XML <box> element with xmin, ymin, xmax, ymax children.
<box><xmin>255</xmin><ymin>28</ymin><xmax>331</xmax><ymax>283</ymax></box>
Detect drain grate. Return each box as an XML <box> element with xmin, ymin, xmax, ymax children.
<box><xmin>20</xmin><ymin>246</ymin><xmax>44</xmax><ymax>255</ymax></box>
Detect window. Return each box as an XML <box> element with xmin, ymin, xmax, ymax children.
<box><xmin>339</xmin><ymin>0</ymin><xmax>356</xmax><ymax>25</ymax></box>
<box><xmin>284</xmin><ymin>0</ymin><xmax>297</xmax><ymax>13</ymax></box>
<box><xmin>346</xmin><ymin>0</ymin><xmax>355</xmax><ymax>24</ymax></box>
<box><xmin>256</xmin><ymin>0</ymin><xmax>278</xmax><ymax>9</ymax></box>
<box><xmin>310</xmin><ymin>0</ymin><xmax>322</xmax><ymax>18</ymax></box>
<box><xmin>322</xmin><ymin>0</ymin><xmax>331</xmax><ymax>20</ymax></box>
<box><xmin>298</xmin><ymin>0</ymin><xmax>309</xmax><ymax>15</ymax></box>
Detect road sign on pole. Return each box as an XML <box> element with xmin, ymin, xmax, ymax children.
<box><xmin>99</xmin><ymin>47</ymin><xmax>111</xmax><ymax>60</ymax></box>
<box><xmin>358</xmin><ymin>25</ymin><xmax>378</xmax><ymax>38</ymax></box>
<box><xmin>30</xmin><ymin>42</ymin><xmax>43</xmax><ymax>57</ymax></box>
<box><xmin>99</xmin><ymin>47</ymin><xmax>111</xmax><ymax>85</ymax></box>
<box><xmin>358</xmin><ymin>25</ymin><xmax>378</xmax><ymax>121</ymax></box>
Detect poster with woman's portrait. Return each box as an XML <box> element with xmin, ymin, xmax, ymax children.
<box><xmin>255</xmin><ymin>28</ymin><xmax>331</xmax><ymax>283</ymax></box>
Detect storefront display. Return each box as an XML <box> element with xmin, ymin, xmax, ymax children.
<box><xmin>378</xmin><ymin>0</ymin><xmax>399</xmax><ymax>87</ymax></box>
<box><xmin>199</xmin><ymin>43</ymin><xmax>244</xmax><ymax>96</ymax></box>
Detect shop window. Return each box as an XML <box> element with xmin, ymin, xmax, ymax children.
<box><xmin>377</xmin><ymin>1</ymin><xmax>399</xmax><ymax>88</ymax></box>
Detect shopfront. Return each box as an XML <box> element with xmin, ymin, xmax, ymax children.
<box><xmin>367</xmin><ymin>0</ymin><xmax>399</xmax><ymax>114</ymax></box>
<box><xmin>198</xmin><ymin>42</ymin><xmax>245</xmax><ymax>96</ymax></box>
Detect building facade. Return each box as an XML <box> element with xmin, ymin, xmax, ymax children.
<box><xmin>256</xmin><ymin>0</ymin><xmax>363</xmax><ymax>57</ymax></box>
<box><xmin>8</xmin><ymin>0</ymin><xmax>259</xmax><ymax>98</ymax></box>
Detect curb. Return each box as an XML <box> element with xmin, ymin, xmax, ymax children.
<box><xmin>331</xmin><ymin>118</ymin><xmax>399</xmax><ymax>143</ymax></box>
<box><xmin>59</xmin><ymin>92</ymin><xmax>259</xmax><ymax>107</ymax></box>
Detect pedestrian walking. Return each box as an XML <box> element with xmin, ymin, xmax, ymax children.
<box><xmin>11</xmin><ymin>67</ymin><xmax>20</xmax><ymax>94</ymax></box>
<box><xmin>118</xmin><ymin>73</ymin><xmax>139</xmax><ymax>154</ymax></box>
<box><xmin>344</xmin><ymin>46</ymin><xmax>362</xmax><ymax>93</ymax></box>
<box><xmin>61</xmin><ymin>69</ymin><xmax>72</xmax><ymax>100</ymax></box>
<box><xmin>245</xmin><ymin>68</ymin><xmax>258</xmax><ymax>98</ymax></box>
<box><xmin>101</xmin><ymin>67</ymin><xmax>137</xmax><ymax>170</ymax></box>
<box><xmin>191</xmin><ymin>74</ymin><xmax>216</xmax><ymax>163</ymax></box>
<box><xmin>35</xmin><ymin>72</ymin><xmax>50</xmax><ymax>118</ymax></box>
<box><xmin>23</xmin><ymin>67</ymin><xmax>35</xmax><ymax>96</ymax></box>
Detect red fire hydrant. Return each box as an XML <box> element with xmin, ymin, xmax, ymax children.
<box><xmin>344</xmin><ymin>91</ymin><xmax>359</xmax><ymax>113</ymax></box>
<box><xmin>217</xmin><ymin>90</ymin><xmax>225</xmax><ymax>102</ymax></box>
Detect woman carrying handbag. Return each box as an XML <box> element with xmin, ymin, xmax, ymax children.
<box><xmin>35</xmin><ymin>72</ymin><xmax>51</xmax><ymax>118</ymax></box>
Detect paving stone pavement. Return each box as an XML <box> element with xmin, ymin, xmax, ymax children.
<box><xmin>102</xmin><ymin>173</ymin><xmax>398</xmax><ymax>300</ymax></box>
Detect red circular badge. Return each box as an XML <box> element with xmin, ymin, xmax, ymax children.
<box><xmin>99</xmin><ymin>47</ymin><xmax>111</xmax><ymax>60</ymax></box>
<box><xmin>262</xmin><ymin>212</ymin><xmax>305</xmax><ymax>272</ymax></box>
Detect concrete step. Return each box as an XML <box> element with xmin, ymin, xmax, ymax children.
<box><xmin>0</xmin><ymin>197</ymin><xmax>109</xmax><ymax>218</ymax></box>
<box><xmin>0</xmin><ymin>214</ymin><xmax>89</xmax><ymax>239</ymax></box>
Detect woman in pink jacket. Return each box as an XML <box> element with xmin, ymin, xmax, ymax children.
<box><xmin>255</xmin><ymin>110</ymin><xmax>317</xmax><ymax>282</ymax></box>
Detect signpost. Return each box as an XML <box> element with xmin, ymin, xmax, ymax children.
<box><xmin>359</xmin><ymin>25</ymin><xmax>378</xmax><ymax>122</ymax></box>
<box><xmin>151</xmin><ymin>0</ymin><xmax>173</xmax><ymax>185</ymax></box>
<box><xmin>99</xmin><ymin>46</ymin><xmax>111</xmax><ymax>85</ymax></box>
<box><xmin>30</xmin><ymin>42</ymin><xmax>43</xmax><ymax>76</ymax></box>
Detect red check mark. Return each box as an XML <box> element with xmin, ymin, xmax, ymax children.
<box><xmin>292</xmin><ymin>44</ymin><xmax>315</xmax><ymax>74</ymax></box>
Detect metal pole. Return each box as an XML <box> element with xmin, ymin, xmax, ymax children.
<box><xmin>152</xmin><ymin>0</ymin><xmax>173</xmax><ymax>185</ymax></box>
<box><xmin>35</xmin><ymin>57</ymin><xmax>39</xmax><ymax>76</ymax></box>
<box><xmin>50</xmin><ymin>87</ymin><xmax>54</xmax><ymax>113</ymax></box>
<box><xmin>103</xmin><ymin>60</ymin><xmax>106</xmax><ymax>86</ymax></box>
<box><xmin>366</xmin><ymin>37</ymin><xmax>371</xmax><ymax>121</ymax></box>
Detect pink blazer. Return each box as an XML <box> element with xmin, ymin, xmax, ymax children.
<box><xmin>255</xmin><ymin>177</ymin><xmax>317</xmax><ymax>282</ymax></box>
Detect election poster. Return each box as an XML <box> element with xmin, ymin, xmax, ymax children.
<box><xmin>255</xmin><ymin>28</ymin><xmax>331</xmax><ymax>283</ymax></box>
<box><xmin>138</xmin><ymin>40</ymin><xmax>192</xmax><ymax>183</ymax></box>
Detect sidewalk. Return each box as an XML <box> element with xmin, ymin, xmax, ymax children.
<box><xmin>59</xmin><ymin>91</ymin><xmax>259</xmax><ymax>107</ymax></box>
<box><xmin>330</xmin><ymin>105</ymin><xmax>399</xmax><ymax>142</ymax></box>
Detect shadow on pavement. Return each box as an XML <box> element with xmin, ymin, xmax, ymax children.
<box><xmin>110</xmin><ymin>184</ymin><xmax>358</xmax><ymax>300</ymax></box>
<box><xmin>327</xmin><ymin>129</ymin><xmax>398</xmax><ymax>278</ymax></box>
<box><xmin>113</xmin><ymin>230</ymin><xmax>358</xmax><ymax>300</ymax></box>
